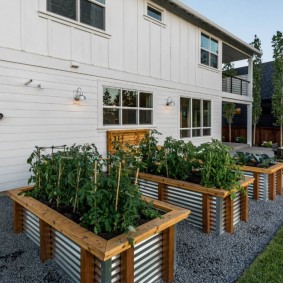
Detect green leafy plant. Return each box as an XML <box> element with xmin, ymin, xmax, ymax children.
<box><xmin>197</xmin><ymin>140</ymin><xmax>244</xmax><ymax>194</ymax></box>
<box><xmin>27</xmin><ymin>144</ymin><xmax>160</xmax><ymax>237</ymax></box>
<box><xmin>158</xmin><ymin>137</ymin><xmax>199</xmax><ymax>181</ymax></box>
<box><xmin>233</xmin><ymin>151</ymin><xmax>275</xmax><ymax>168</ymax></box>
<box><xmin>236</xmin><ymin>136</ymin><xmax>245</xmax><ymax>143</ymax></box>
<box><xmin>261</xmin><ymin>141</ymin><xmax>273</xmax><ymax>148</ymax></box>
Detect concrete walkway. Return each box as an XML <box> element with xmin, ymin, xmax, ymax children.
<box><xmin>223</xmin><ymin>142</ymin><xmax>275</xmax><ymax>157</ymax></box>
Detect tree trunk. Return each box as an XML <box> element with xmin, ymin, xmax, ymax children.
<box><xmin>281</xmin><ymin>123</ymin><xmax>283</xmax><ymax>147</ymax></box>
<box><xmin>229</xmin><ymin>123</ymin><xmax>231</xmax><ymax>142</ymax></box>
<box><xmin>253</xmin><ymin>123</ymin><xmax>256</xmax><ymax>146</ymax></box>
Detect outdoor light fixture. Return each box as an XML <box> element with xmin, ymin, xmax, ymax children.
<box><xmin>235</xmin><ymin>107</ymin><xmax>241</xmax><ymax>115</ymax></box>
<box><xmin>166</xmin><ymin>97</ymin><xmax>175</xmax><ymax>107</ymax></box>
<box><xmin>73</xmin><ymin>87</ymin><xmax>86</xmax><ymax>101</ymax></box>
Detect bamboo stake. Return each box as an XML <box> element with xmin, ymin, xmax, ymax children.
<box><xmin>115</xmin><ymin>163</ymin><xmax>122</xmax><ymax>211</ymax></box>
<box><xmin>134</xmin><ymin>168</ymin><xmax>139</xmax><ymax>185</ymax></box>
<box><xmin>73</xmin><ymin>167</ymin><xmax>81</xmax><ymax>213</ymax></box>
<box><xmin>56</xmin><ymin>159</ymin><xmax>62</xmax><ymax>207</ymax></box>
<box><xmin>94</xmin><ymin>160</ymin><xmax>97</xmax><ymax>192</ymax></box>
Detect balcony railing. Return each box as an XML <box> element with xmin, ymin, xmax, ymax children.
<box><xmin>222</xmin><ymin>74</ymin><xmax>250</xmax><ymax>96</ymax></box>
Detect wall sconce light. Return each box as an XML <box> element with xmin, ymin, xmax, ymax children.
<box><xmin>235</xmin><ymin>107</ymin><xmax>241</xmax><ymax>115</ymax></box>
<box><xmin>73</xmin><ymin>87</ymin><xmax>86</xmax><ymax>101</ymax></box>
<box><xmin>166</xmin><ymin>97</ymin><xmax>175</xmax><ymax>107</ymax></box>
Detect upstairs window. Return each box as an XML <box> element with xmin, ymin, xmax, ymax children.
<box><xmin>200</xmin><ymin>33</ymin><xmax>218</xmax><ymax>69</ymax></box>
<box><xmin>147</xmin><ymin>5</ymin><xmax>162</xmax><ymax>22</ymax></box>
<box><xmin>47</xmin><ymin>0</ymin><xmax>105</xmax><ymax>30</ymax></box>
<box><xmin>103</xmin><ymin>87</ymin><xmax>153</xmax><ymax>126</ymax></box>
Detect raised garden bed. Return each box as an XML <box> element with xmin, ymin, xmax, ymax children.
<box><xmin>138</xmin><ymin>173</ymin><xmax>254</xmax><ymax>235</ymax></box>
<box><xmin>239</xmin><ymin>163</ymin><xmax>283</xmax><ymax>201</ymax></box>
<box><xmin>9</xmin><ymin>186</ymin><xmax>189</xmax><ymax>283</ymax></box>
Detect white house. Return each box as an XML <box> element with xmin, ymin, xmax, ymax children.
<box><xmin>0</xmin><ymin>0</ymin><xmax>261</xmax><ymax>192</ymax></box>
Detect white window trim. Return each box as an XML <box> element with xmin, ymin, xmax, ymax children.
<box><xmin>38</xmin><ymin>0</ymin><xmax>110</xmax><ymax>38</ymax></box>
<box><xmin>199</xmin><ymin>31</ymin><xmax>219</xmax><ymax>71</ymax></box>
<box><xmin>144</xmin><ymin>1</ymin><xmax>166</xmax><ymax>28</ymax></box>
<box><xmin>98</xmin><ymin>81</ymin><xmax>156</xmax><ymax>130</ymax></box>
<box><xmin>179</xmin><ymin>96</ymin><xmax>212</xmax><ymax>139</ymax></box>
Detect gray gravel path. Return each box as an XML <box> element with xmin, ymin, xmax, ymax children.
<box><xmin>1</xmin><ymin>194</ymin><xmax>283</xmax><ymax>283</ymax></box>
<box><xmin>156</xmin><ymin>196</ymin><xmax>283</xmax><ymax>283</ymax></box>
<box><xmin>0</xmin><ymin>196</ymin><xmax>72</xmax><ymax>283</ymax></box>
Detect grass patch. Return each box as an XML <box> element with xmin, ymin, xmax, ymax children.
<box><xmin>237</xmin><ymin>225</ymin><xmax>283</xmax><ymax>283</ymax></box>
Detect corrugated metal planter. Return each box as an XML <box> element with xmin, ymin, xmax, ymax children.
<box><xmin>9</xmin><ymin>186</ymin><xmax>190</xmax><ymax>283</ymax></box>
<box><xmin>240</xmin><ymin>163</ymin><xmax>283</xmax><ymax>201</ymax></box>
<box><xmin>138</xmin><ymin>173</ymin><xmax>254</xmax><ymax>235</ymax></box>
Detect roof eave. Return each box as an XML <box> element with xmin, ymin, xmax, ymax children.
<box><xmin>167</xmin><ymin>0</ymin><xmax>262</xmax><ymax>57</ymax></box>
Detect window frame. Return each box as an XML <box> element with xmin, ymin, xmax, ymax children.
<box><xmin>200</xmin><ymin>32</ymin><xmax>219</xmax><ymax>70</ymax></box>
<box><xmin>147</xmin><ymin>4</ymin><xmax>163</xmax><ymax>22</ymax></box>
<box><xmin>102</xmin><ymin>86</ymin><xmax>154</xmax><ymax>127</ymax></box>
<box><xmin>46</xmin><ymin>0</ymin><xmax>106</xmax><ymax>31</ymax></box>
<box><xmin>143</xmin><ymin>1</ymin><xmax>166</xmax><ymax>28</ymax></box>
<box><xmin>180</xmin><ymin>97</ymin><xmax>212</xmax><ymax>139</ymax></box>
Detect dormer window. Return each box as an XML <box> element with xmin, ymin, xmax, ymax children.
<box><xmin>200</xmin><ymin>33</ymin><xmax>218</xmax><ymax>69</ymax></box>
<box><xmin>147</xmin><ymin>5</ymin><xmax>162</xmax><ymax>22</ymax></box>
<box><xmin>47</xmin><ymin>0</ymin><xmax>105</xmax><ymax>30</ymax></box>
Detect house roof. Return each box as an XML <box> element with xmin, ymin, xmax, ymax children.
<box><xmin>236</xmin><ymin>61</ymin><xmax>274</xmax><ymax>100</ymax></box>
<box><xmin>164</xmin><ymin>0</ymin><xmax>262</xmax><ymax>59</ymax></box>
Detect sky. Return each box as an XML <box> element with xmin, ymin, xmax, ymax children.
<box><xmin>182</xmin><ymin>0</ymin><xmax>283</xmax><ymax>64</ymax></box>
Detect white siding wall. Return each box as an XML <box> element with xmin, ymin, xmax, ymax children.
<box><xmin>0</xmin><ymin>58</ymin><xmax>221</xmax><ymax>192</ymax></box>
<box><xmin>0</xmin><ymin>0</ymin><xmax>228</xmax><ymax>191</ymax></box>
<box><xmin>0</xmin><ymin>0</ymin><xmax>222</xmax><ymax>90</ymax></box>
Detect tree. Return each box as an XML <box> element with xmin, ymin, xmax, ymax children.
<box><xmin>222</xmin><ymin>62</ymin><xmax>236</xmax><ymax>76</ymax></box>
<box><xmin>272</xmin><ymin>31</ymin><xmax>283</xmax><ymax>147</ymax></box>
<box><xmin>223</xmin><ymin>103</ymin><xmax>236</xmax><ymax>142</ymax></box>
<box><xmin>250</xmin><ymin>35</ymin><xmax>263</xmax><ymax>146</ymax></box>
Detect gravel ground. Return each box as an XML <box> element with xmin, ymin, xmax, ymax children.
<box><xmin>1</xmin><ymin>194</ymin><xmax>283</xmax><ymax>283</ymax></box>
<box><xmin>0</xmin><ymin>196</ymin><xmax>72</xmax><ymax>283</ymax></box>
<box><xmin>156</xmin><ymin>196</ymin><xmax>283</xmax><ymax>283</ymax></box>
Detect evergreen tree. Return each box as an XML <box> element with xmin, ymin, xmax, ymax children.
<box><xmin>272</xmin><ymin>31</ymin><xmax>283</xmax><ymax>147</ymax></box>
<box><xmin>250</xmin><ymin>35</ymin><xmax>263</xmax><ymax>146</ymax></box>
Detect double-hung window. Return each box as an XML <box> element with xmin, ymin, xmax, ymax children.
<box><xmin>47</xmin><ymin>0</ymin><xmax>105</xmax><ymax>30</ymax></box>
<box><xmin>200</xmin><ymin>33</ymin><xmax>218</xmax><ymax>69</ymax></box>
<box><xmin>180</xmin><ymin>97</ymin><xmax>211</xmax><ymax>138</ymax></box>
<box><xmin>103</xmin><ymin>87</ymin><xmax>153</xmax><ymax>126</ymax></box>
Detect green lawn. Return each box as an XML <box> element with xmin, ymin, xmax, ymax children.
<box><xmin>237</xmin><ymin>226</ymin><xmax>283</xmax><ymax>283</ymax></box>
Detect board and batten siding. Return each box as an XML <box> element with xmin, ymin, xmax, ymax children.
<box><xmin>0</xmin><ymin>0</ymin><xmax>228</xmax><ymax>191</ymax></box>
<box><xmin>0</xmin><ymin>58</ymin><xmax>219</xmax><ymax>192</ymax></box>
<box><xmin>0</xmin><ymin>0</ymin><xmax>221</xmax><ymax>90</ymax></box>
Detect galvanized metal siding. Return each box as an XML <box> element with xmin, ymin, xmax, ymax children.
<box><xmin>233</xmin><ymin>191</ymin><xmax>241</xmax><ymax>226</ymax></box>
<box><xmin>139</xmin><ymin>178</ymin><xmax>220</xmax><ymax>231</ymax></box>
<box><xmin>134</xmin><ymin>233</ymin><xmax>163</xmax><ymax>283</ymax></box>
<box><xmin>138</xmin><ymin>179</ymin><xmax>159</xmax><ymax>199</ymax></box>
<box><xmin>22</xmin><ymin>207</ymin><xmax>164</xmax><ymax>283</ymax></box>
<box><xmin>52</xmin><ymin>229</ymin><xmax>81</xmax><ymax>283</ymax></box>
<box><xmin>23</xmin><ymin>209</ymin><xmax>40</xmax><ymax>246</ymax></box>
<box><xmin>244</xmin><ymin>171</ymin><xmax>273</xmax><ymax>201</ymax></box>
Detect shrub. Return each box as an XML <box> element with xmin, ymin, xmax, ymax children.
<box><xmin>261</xmin><ymin>141</ymin><xmax>273</xmax><ymax>148</ymax></box>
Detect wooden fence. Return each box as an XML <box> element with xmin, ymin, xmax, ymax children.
<box><xmin>222</xmin><ymin>126</ymin><xmax>281</xmax><ymax>145</ymax></box>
